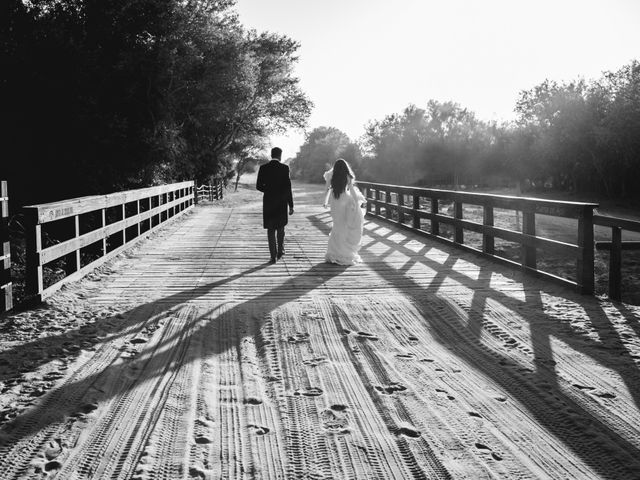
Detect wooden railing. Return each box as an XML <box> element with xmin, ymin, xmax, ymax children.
<box><xmin>195</xmin><ymin>180</ymin><xmax>224</xmax><ymax>203</ymax></box>
<box><xmin>593</xmin><ymin>214</ymin><xmax>640</xmax><ymax>301</ymax></box>
<box><xmin>358</xmin><ymin>182</ymin><xmax>598</xmax><ymax>294</ymax></box>
<box><xmin>1</xmin><ymin>181</ymin><xmax>12</xmax><ymax>312</ymax></box>
<box><xmin>24</xmin><ymin>181</ymin><xmax>194</xmax><ymax>301</ymax></box>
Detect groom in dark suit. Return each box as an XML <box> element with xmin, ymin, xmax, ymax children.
<box><xmin>256</xmin><ymin>147</ymin><xmax>294</xmax><ymax>263</ymax></box>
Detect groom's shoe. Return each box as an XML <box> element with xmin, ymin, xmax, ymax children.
<box><xmin>269</xmin><ymin>257</ymin><xmax>277</xmax><ymax>264</ymax></box>
<box><xmin>277</xmin><ymin>250</ymin><xmax>285</xmax><ymax>260</ymax></box>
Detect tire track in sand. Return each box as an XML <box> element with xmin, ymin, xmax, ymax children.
<box><xmin>188</xmin><ymin>303</ymin><xmax>287</xmax><ymax>479</ymax></box>
<box><xmin>419</xmin><ymin>292</ymin><xmax>640</xmax><ymax>479</ymax></box>
<box><xmin>0</xmin><ymin>303</ymin><xmax>168</xmax><ymax>479</ymax></box>
<box><xmin>54</xmin><ymin>304</ymin><xmax>200</xmax><ymax>480</ymax></box>
<box><xmin>316</xmin><ymin>297</ymin><xmax>452</xmax><ymax>480</ymax></box>
<box><xmin>272</xmin><ymin>298</ymin><xmax>451</xmax><ymax>479</ymax></box>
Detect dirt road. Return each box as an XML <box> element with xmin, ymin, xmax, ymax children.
<box><xmin>0</xmin><ymin>179</ymin><xmax>639</xmax><ymax>479</ymax></box>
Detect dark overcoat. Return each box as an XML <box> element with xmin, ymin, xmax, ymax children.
<box><xmin>256</xmin><ymin>160</ymin><xmax>294</xmax><ymax>229</ymax></box>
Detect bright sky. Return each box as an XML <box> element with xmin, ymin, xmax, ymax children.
<box><xmin>235</xmin><ymin>0</ymin><xmax>640</xmax><ymax>159</ymax></box>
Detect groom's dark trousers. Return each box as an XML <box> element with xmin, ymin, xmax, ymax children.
<box><xmin>267</xmin><ymin>227</ymin><xmax>285</xmax><ymax>260</ymax></box>
<box><xmin>256</xmin><ymin>159</ymin><xmax>294</xmax><ymax>261</ymax></box>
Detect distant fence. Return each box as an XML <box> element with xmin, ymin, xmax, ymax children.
<box><xmin>358</xmin><ymin>182</ymin><xmax>597</xmax><ymax>294</ymax></box>
<box><xmin>1</xmin><ymin>181</ymin><xmax>12</xmax><ymax>311</ymax></box>
<box><xmin>593</xmin><ymin>214</ymin><xmax>640</xmax><ymax>301</ymax></box>
<box><xmin>24</xmin><ymin>181</ymin><xmax>194</xmax><ymax>301</ymax></box>
<box><xmin>195</xmin><ymin>180</ymin><xmax>224</xmax><ymax>203</ymax></box>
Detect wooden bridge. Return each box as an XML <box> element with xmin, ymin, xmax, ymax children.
<box><xmin>0</xmin><ymin>179</ymin><xmax>640</xmax><ymax>479</ymax></box>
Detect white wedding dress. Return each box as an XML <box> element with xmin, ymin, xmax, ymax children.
<box><xmin>323</xmin><ymin>169</ymin><xmax>366</xmax><ymax>265</ymax></box>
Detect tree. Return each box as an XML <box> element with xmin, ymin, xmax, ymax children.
<box><xmin>361</xmin><ymin>101</ymin><xmax>493</xmax><ymax>187</ymax></box>
<box><xmin>2</xmin><ymin>0</ymin><xmax>312</xmax><ymax>208</ymax></box>
<box><xmin>290</xmin><ymin>127</ymin><xmax>361</xmax><ymax>183</ymax></box>
<box><xmin>513</xmin><ymin>62</ymin><xmax>640</xmax><ymax>197</ymax></box>
<box><xmin>227</xmin><ymin>134</ymin><xmax>266</xmax><ymax>191</ymax></box>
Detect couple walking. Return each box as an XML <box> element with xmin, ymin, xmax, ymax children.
<box><xmin>256</xmin><ymin>147</ymin><xmax>366</xmax><ymax>265</ymax></box>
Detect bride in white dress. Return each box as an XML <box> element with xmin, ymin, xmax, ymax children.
<box><xmin>323</xmin><ymin>159</ymin><xmax>366</xmax><ymax>265</ymax></box>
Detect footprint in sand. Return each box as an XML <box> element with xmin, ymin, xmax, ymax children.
<box><xmin>303</xmin><ymin>357</ymin><xmax>329</xmax><ymax>367</ymax></box>
<box><xmin>573</xmin><ymin>384</ymin><xmax>596</xmax><ymax>391</ymax></box>
<box><xmin>592</xmin><ymin>390</ymin><xmax>616</xmax><ymax>399</ymax></box>
<box><xmin>244</xmin><ymin>397</ymin><xmax>263</xmax><ymax>405</ymax></box>
<box><xmin>189</xmin><ymin>467</ymin><xmax>207</xmax><ymax>479</ymax></box>
<box><xmin>43</xmin><ymin>371</ymin><xmax>65</xmax><ymax>381</ymax></box>
<box><xmin>435</xmin><ymin>388</ymin><xmax>455</xmax><ymax>401</ymax></box>
<box><xmin>356</xmin><ymin>331</ymin><xmax>379</xmax><ymax>340</ymax></box>
<box><xmin>320</xmin><ymin>408</ymin><xmax>349</xmax><ymax>433</ymax></box>
<box><xmin>194</xmin><ymin>435</ymin><xmax>212</xmax><ymax>444</ymax></box>
<box><xmin>375</xmin><ymin>383</ymin><xmax>407</xmax><ymax>395</ymax></box>
<box><xmin>73</xmin><ymin>403</ymin><xmax>98</xmax><ymax>417</ymax></box>
<box><xmin>395</xmin><ymin>352</ymin><xmax>416</xmax><ymax>359</ymax></box>
<box><xmin>396</xmin><ymin>426</ymin><xmax>421</xmax><ymax>438</ymax></box>
<box><xmin>44</xmin><ymin>460</ymin><xmax>63</xmax><ymax>472</ymax></box>
<box><xmin>407</xmin><ymin>336</ymin><xmax>419</xmax><ymax>342</ymax></box>
<box><xmin>43</xmin><ymin>439</ymin><xmax>63</xmax><ymax>461</ymax></box>
<box><xmin>248</xmin><ymin>424</ymin><xmax>270</xmax><ymax>435</ymax></box>
<box><xmin>287</xmin><ymin>333</ymin><xmax>310</xmax><ymax>344</ymax></box>
<box><xmin>294</xmin><ymin>387</ymin><xmax>323</xmax><ymax>397</ymax></box>
<box><xmin>475</xmin><ymin>442</ymin><xmax>503</xmax><ymax>461</ymax></box>
<box><xmin>468</xmin><ymin>411</ymin><xmax>483</xmax><ymax>418</ymax></box>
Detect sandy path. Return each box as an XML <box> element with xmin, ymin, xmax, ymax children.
<box><xmin>0</xmin><ymin>178</ymin><xmax>639</xmax><ymax>479</ymax></box>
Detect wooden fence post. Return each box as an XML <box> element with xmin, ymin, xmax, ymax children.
<box><xmin>522</xmin><ymin>208</ymin><xmax>537</xmax><ymax>269</ymax></box>
<box><xmin>366</xmin><ymin>187</ymin><xmax>372</xmax><ymax>214</ymax></box>
<box><xmin>577</xmin><ymin>206</ymin><xmax>595</xmax><ymax>294</ymax></box>
<box><xmin>385</xmin><ymin>190</ymin><xmax>391</xmax><ymax>219</ymax></box>
<box><xmin>483</xmin><ymin>205</ymin><xmax>494</xmax><ymax>254</ymax></box>
<box><xmin>454</xmin><ymin>200</ymin><xmax>463</xmax><ymax>244</ymax></box>
<box><xmin>136</xmin><ymin>200</ymin><xmax>141</xmax><ymax>236</ymax></box>
<box><xmin>609</xmin><ymin>227</ymin><xmax>622</xmax><ymax>301</ymax></box>
<box><xmin>24</xmin><ymin>208</ymin><xmax>43</xmax><ymax>301</ymax></box>
<box><xmin>397</xmin><ymin>192</ymin><xmax>405</xmax><ymax>224</ymax></box>
<box><xmin>1</xmin><ymin>181</ymin><xmax>12</xmax><ymax>311</ymax></box>
<box><xmin>101</xmin><ymin>208</ymin><xmax>107</xmax><ymax>255</ymax></box>
<box><xmin>69</xmin><ymin>215</ymin><xmax>80</xmax><ymax>273</ymax></box>
<box><xmin>431</xmin><ymin>198</ymin><xmax>439</xmax><ymax>236</ymax></box>
<box><xmin>412</xmin><ymin>194</ymin><xmax>420</xmax><ymax>230</ymax></box>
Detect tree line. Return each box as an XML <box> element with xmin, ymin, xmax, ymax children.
<box><xmin>291</xmin><ymin>60</ymin><xmax>640</xmax><ymax>199</ymax></box>
<box><xmin>3</xmin><ymin>0</ymin><xmax>311</xmax><ymax>209</ymax></box>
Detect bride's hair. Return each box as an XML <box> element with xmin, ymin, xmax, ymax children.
<box><xmin>331</xmin><ymin>158</ymin><xmax>354</xmax><ymax>199</ymax></box>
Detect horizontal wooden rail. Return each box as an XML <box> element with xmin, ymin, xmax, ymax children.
<box><xmin>1</xmin><ymin>180</ymin><xmax>12</xmax><ymax>312</ymax></box>
<box><xmin>358</xmin><ymin>181</ymin><xmax>598</xmax><ymax>294</ymax></box>
<box><xmin>593</xmin><ymin>213</ymin><xmax>640</xmax><ymax>301</ymax></box>
<box><xmin>195</xmin><ymin>180</ymin><xmax>224</xmax><ymax>203</ymax></box>
<box><xmin>24</xmin><ymin>181</ymin><xmax>194</xmax><ymax>301</ymax></box>
<box><xmin>596</xmin><ymin>241</ymin><xmax>640</xmax><ymax>251</ymax></box>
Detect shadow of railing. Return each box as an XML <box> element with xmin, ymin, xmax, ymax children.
<box><xmin>0</xmin><ymin>260</ymin><xmax>348</xmax><ymax>474</ymax></box>
<box><xmin>309</xmin><ymin>211</ymin><xmax>640</xmax><ymax>478</ymax></box>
